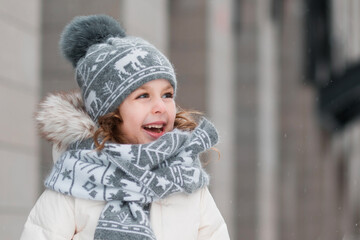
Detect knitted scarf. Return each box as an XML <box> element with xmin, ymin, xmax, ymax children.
<box><xmin>44</xmin><ymin>118</ymin><xmax>218</xmax><ymax>240</ymax></box>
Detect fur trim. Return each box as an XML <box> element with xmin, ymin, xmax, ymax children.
<box><xmin>35</xmin><ymin>90</ymin><xmax>97</xmax><ymax>149</ymax></box>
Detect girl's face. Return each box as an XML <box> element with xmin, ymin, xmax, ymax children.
<box><xmin>117</xmin><ymin>79</ymin><xmax>176</xmax><ymax>144</ymax></box>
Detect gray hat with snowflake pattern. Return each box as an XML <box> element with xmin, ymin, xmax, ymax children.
<box><xmin>60</xmin><ymin>15</ymin><xmax>177</xmax><ymax>122</ymax></box>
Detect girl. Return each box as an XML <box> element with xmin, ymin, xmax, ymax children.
<box><xmin>21</xmin><ymin>15</ymin><xmax>229</xmax><ymax>240</ymax></box>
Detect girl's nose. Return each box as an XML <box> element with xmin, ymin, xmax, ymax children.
<box><xmin>152</xmin><ymin>98</ymin><xmax>166</xmax><ymax>114</ymax></box>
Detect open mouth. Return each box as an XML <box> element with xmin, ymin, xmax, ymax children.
<box><xmin>143</xmin><ymin>124</ymin><xmax>164</xmax><ymax>133</ymax></box>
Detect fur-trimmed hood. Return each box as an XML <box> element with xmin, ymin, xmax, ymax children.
<box><xmin>35</xmin><ymin>91</ymin><xmax>97</xmax><ymax>149</ymax></box>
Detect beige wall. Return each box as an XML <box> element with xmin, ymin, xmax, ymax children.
<box><xmin>0</xmin><ymin>0</ymin><xmax>41</xmax><ymax>239</ymax></box>
<box><xmin>121</xmin><ymin>0</ymin><xmax>169</xmax><ymax>54</ymax></box>
<box><xmin>206</xmin><ymin>0</ymin><xmax>236</xmax><ymax>238</ymax></box>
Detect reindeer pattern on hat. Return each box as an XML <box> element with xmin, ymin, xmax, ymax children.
<box><xmin>74</xmin><ymin>36</ymin><xmax>176</xmax><ymax>122</ymax></box>
<box><xmin>114</xmin><ymin>48</ymin><xmax>149</xmax><ymax>77</ymax></box>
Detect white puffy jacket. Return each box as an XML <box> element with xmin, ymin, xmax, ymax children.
<box><xmin>20</xmin><ymin>91</ymin><xmax>230</xmax><ymax>240</ymax></box>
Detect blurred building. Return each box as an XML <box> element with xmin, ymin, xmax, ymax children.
<box><xmin>0</xmin><ymin>0</ymin><xmax>41</xmax><ymax>238</ymax></box>
<box><xmin>2</xmin><ymin>0</ymin><xmax>360</xmax><ymax>240</ymax></box>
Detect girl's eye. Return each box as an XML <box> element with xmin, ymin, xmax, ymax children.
<box><xmin>162</xmin><ymin>92</ymin><xmax>173</xmax><ymax>99</ymax></box>
<box><xmin>136</xmin><ymin>93</ymin><xmax>149</xmax><ymax>99</ymax></box>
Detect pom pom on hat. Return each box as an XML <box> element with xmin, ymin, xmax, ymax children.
<box><xmin>60</xmin><ymin>15</ymin><xmax>126</xmax><ymax>67</ymax></box>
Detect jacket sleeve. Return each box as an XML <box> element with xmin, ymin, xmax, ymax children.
<box><xmin>197</xmin><ymin>187</ymin><xmax>230</xmax><ymax>240</ymax></box>
<box><xmin>20</xmin><ymin>189</ymin><xmax>76</xmax><ymax>240</ymax></box>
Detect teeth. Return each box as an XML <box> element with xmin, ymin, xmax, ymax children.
<box><xmin>145</xmin><ymin>124</ymin><xmax>163</xmax><ymax>129</ymax></box>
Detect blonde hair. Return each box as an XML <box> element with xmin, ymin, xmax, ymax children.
<box><xmin>93</xmin><ymin>107</ymin><xmax>202</xmax><ymax>150</ymax></box>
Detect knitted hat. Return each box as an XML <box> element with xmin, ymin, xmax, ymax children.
<box><xmin>60</xmin><ymin>15</ymin><xmax>177</xmax><ymax>122</ymax></box>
